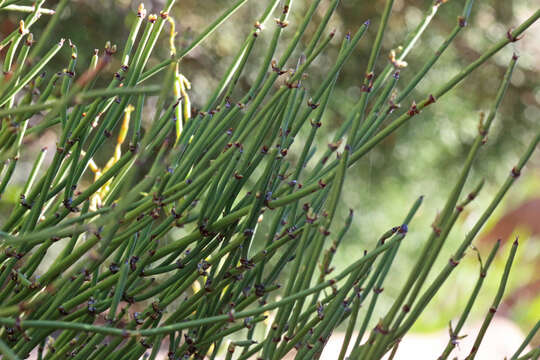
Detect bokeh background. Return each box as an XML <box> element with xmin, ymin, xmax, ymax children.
<box><xmin>1</xmin><ymin>0</ymin><xmax>539</xmax><ymax>352</ymax></box>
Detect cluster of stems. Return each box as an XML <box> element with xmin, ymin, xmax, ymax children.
<box><xmin>0</xmin><ymin>0</ymin><xmax>538</xmax><ymax>359</ymax></box>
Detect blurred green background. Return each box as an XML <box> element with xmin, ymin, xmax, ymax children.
<box><xmin>1</xmin><ymin>0</ymin><xmax>539</xmax><ymax>340</ymax></box>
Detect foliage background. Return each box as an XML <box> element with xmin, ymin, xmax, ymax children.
<box><xmin>1</xmin><ymin>0</ymin><xmax>539</xmax><ymax>336</ymax></box>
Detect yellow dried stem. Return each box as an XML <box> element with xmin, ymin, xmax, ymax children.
<box><xmin>179</xmin><ymin>73</ymin><xmax>191</xmax><ymax>120</ymax></box>
<box><xmin>87</xmin><ymin>105</ymin><xmax>132</xmax><ymax>210</ymax></box>
<box><xmin>167</xmin><ymin>16</ymin><xmax>177</xmax><ymax>57</ymax></box>
<box><xmin>173</xmin><ymin>64</ymin><xmax>192</xmax><ymax>144</ymax></box>
<box><xmin>118</xmin><ymin>104</ymin><xmax>134</xmax><ymax>145</ymax></box>
<box><xmin>87</xmin><ymin>158</ymin><xmax>100</xmax><ymax>174</ymax></box>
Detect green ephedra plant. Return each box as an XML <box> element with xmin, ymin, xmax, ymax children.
<box><xmin>0</xmin><ymin>0</ymin><xmax>538</xmax><ymax>359</ymax></box>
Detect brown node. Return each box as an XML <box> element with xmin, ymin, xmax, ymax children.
<box><xmin>506</xmin><ymin>28</ymin><xmax>524</xmax><ymax>42</ymax></box>
<box><xmin>407</xmin><ymin>101</ymin><xmax>420</xmax><ymax>116</ymax></box>
<box><xmin>24</xmin><ymin>33</ymin><xmax>34</xmax><ymax>47</ymax></box>
<box><xmin>319</xmin><ymin>226</ymin><xmax>330</xmax><ymax>236</ymax></box>
<box><xmin>307</xmin><ymin>98</ymin><xmax>320</xmax><ymax>109</ymax></box>
<box><xmin>306</xmin><ymin>213</ymin><xmax>317</xmax><ymax>224</ymax></box>
<box><xmin>137</xmin><ymin>4</ymin><xmax>147</xmax><ymax>18</ymax></box>
<box><xmin>271</xmin><ymin>60</ymin><xmax>287</xmax><ymax>75</ymax></box>
<box><xmin>228</xmin><ymin>309</ymin><xmax>236</xmax><ymax>323</ymax></box>
<box><xmin>361</xmin><ymin>72</ymin><xmax>375</xmax><ymax>92</ymax></box>
<box><xmin>389</xmin><ymin>50</ymin><xmax>407</xmax><ymax>69</ymax></box>
<box><xmin>275</xmin><ymin>19</ymin><xmax>289</xmax><ymax>28</ymax></box>
<box><xmin>18</xmin><ymin>20</ymin><xmax>27</xmax><ymax>35</ymax></box>
<box><xmin>387</xmin><ymin>100</ymin><xmax>399</xmax><ymax>114</ymax></box>
<box><xmin>425</xmin><ymin>94</ymin><xmax>437</xmax><ymax>106</ymax></box>
<box><xmin>310</xmin><ymin>119</ymin><xmax>322</xmax><ymax>128</ymax></box>
<box><xmin>374</xmin><ymin>322</ymin><xmax>389</xmax><ymax>335</ymax></box>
